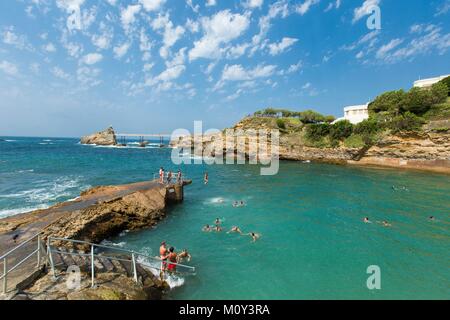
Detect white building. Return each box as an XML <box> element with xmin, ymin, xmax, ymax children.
<box><xmin>333</xmin><ymin>104</ymin><xmax>369</xmax><ymax>125</ymax></box>
<box><xmin>413</xmin><ymin>74</ymin><xmax>449</xmax><ymax>88</ymax></box>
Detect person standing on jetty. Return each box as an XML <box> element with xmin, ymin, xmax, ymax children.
<box><xmin>177</xmin><ymin>169</ymin><xmax>182</xmax><ymax>184</ymax></box>
<box><xmin>159</xmin><ymin>167</ymin><xmax>165</xmax><ymax>184</ymax></box>
<box><xmin>167</xmin><ymin>171</ymin><xmax>173</xmax><ymax>184</ymax></box>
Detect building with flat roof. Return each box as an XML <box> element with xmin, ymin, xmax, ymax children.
<box><xmin>333</xmin><ymin>104</ymin><xmax>369</xmax><ymax>125</ymax></box>
<box><xmin>413</xmin><ymin>74</ymin><xmax>449</xmax><ymax>88</ymax></box>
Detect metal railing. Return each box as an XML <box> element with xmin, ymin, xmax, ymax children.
<box><xmin>47</xmin><ymin>237</ymin><xmax>195</xmax><ymax>288</ymax></box>
<box><xmin>0</xmin><ymin>232</ymin><xmax>44</xmax><ymax>294</ymax></box>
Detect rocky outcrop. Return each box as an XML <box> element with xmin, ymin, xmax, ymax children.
<box><xmin>170</xmin><ymin>122</ymin><xmax>450</xmax><ymax>174</ymax></box>
<box><xmin>80</xmin><ymin>126</ymin><xmax>117</xmax><ymax>146</ymax></box>
<box><xmin>42</xmin><ymin>185</ymin><xmax>168</xmax><ymax>246</ymax></box>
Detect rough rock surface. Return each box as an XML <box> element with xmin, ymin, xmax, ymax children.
<box><xmin>43</xmin><ymin>185</ymin><xmax>168</xmax><ymax>246</ymax></box>
<box><xmin>24</xmin><ymin>272</ymin><xmax>161</xmax><ymax>300</ymax></box>
<box><xmin>80</xmin><ymin>126</ymin><xmax>117</xmax><ymax>146</ymax></box>
<box><xmin>170</xmin><ymin>123</ymin><xmax>450</xmax><ymax>174</ymax></box>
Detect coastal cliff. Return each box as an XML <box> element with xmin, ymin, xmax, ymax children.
<box><xmin>80</xmin><ymin>126</ymin><xmax>117</xmax><ymax>146</ymax></box>
<box><xmin>170</xmin><ymin>118</ymin><xmax>450</xmax><ymax>174</ymax></box>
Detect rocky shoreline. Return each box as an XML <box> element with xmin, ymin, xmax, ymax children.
<box><xmin>170</xmin><ymin>120</ymin><xmax>450</xmax><ymax>175</ymax></box>
<box><xmin>0</xmin><ymin>180</ymin><xmax>191</xmax><ymax>300</ymax></box>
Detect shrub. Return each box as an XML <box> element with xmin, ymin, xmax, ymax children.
<box><xmin>388</xmin><ymin>111</ymin><xmax>425</xmax><ymax>133</ymax></box>
<box><xmin>439</xmin><ymin>76</ymin><xmax>450</xmax><ymax>96</ymax></box>
<box><xmin>306</xmin><ymin>123</ymin><xmax>331</xmax><ymax>139</ymax></box>
<box><xmin>430</xmin><ymin>82</ymin><xmax>448</xmax><ymax>104</ymax></box>
<box><xmin>369</xmin><ymin>90</ymin><xmax>407</xmax><ymax>114</ymax></box>
<box><xmin>324</xmin><ymin>115</ymin><xmax>336</xmax><ymax>123</ymax></box>
<box><xmin>354</xmin><ymin>119</ymin><xmax>379</xmax><ymax>135</ymax></box>
<box><xmin>344</xmin><ymin>134</ymin><xmax>366</xmax><ymax>148</ymax></box>
<box><xmin>276</xmin><ymin>118</ymin><xmax>286</xmax><ymax>129</ymax></box>
<box><xmin>402</xmin><ymin>87</ymin><xmax>433</xmax><ymax>115</ymax></box>
<box><xmin>330</xmin><ymin>120</ymin><xmax>353</xmax><ymax>140</ymax></box>
<box><xmin>299</xmin><ymin>110</ymin><xmax>326</xmax><ymax>124</ymax></box>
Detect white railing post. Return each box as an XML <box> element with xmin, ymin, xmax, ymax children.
<box><xmin>47</xmin><ymin>238</ymin><xmax>56</xmax><ymax>280</ymax></box>
<box><xmin>132</xmin><ymin>253</ymin><xmax>138</xmax><ymax>283</ymax></box>
<box><xmin>36</xmin><ymin>235</ymin><xmax>41</xmax><ymax>268</ymax></box>
<box><xmin>2</xmin><ymin>257</ymin><xmax>7</xmax><ymax>294</ymax></box>
<box><xmin>91</xmin><ymin>245</ymin><xmax>95</xmax><ymax>288</ymax></box>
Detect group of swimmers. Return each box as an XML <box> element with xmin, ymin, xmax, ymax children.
<box><xmin>202</xmin><ymin>218</ymin><xmax>261</xmax><ymax>242</ymax></box>
<box><xmin>363</xmin><ymin>215</ymin><xmax>437</xmax><ymax>227</ymax></box>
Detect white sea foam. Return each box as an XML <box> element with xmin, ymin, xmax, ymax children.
<box><xmin>101</xmin><ymin>240</ymin><xmax>126</xmax><ymax>248</ymax></box>
<box><xmin>136</xmin><ymin>255</ymin><xmax>186</xmax><ymax>289</ymax></box>
<box><xmin>0</xmin><ymin>204</ymin><xmax>49</xmax><ymax>219</ymax></box>
<box><xmin>5</xmin><ymin>140</ymin><xmax>16</xmax><ymax>142</ymax></box>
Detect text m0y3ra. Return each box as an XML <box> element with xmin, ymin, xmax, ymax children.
<box><xmin>223</xmin><ymin>305</ymin><xmax>270</xmax><ymax>315</ymax></box>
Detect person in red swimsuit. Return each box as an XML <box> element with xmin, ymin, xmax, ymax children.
<box><xmin>167</xmin><ymin>247</ymin><xmax>178</xmax><ymax>273</ymax></box>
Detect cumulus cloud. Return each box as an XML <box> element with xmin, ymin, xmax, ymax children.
<box><xmin>206</xmin><ymin>0</ymin><xmax>217</xmax><ymax>7</ymax></box>
<box><xmin>0</xmin><ymin>60</ymin><xmax>18</xmax><ymax>76</ymax></box>
<box><xmin>52</xmin><ymin>66</ymin><xmax>71</xmax><ymax>80</ymax></box>
<box><xmin>268</xmin><ymin>37</ymin><xmax>298</xmax><ymax>55</ymax></box>
<box><xmin>189</xmin><ymin>10</ymin><xmax>250</xmax><ymax>61</ymax></box>
<box><xmin>139</xmin><ymin>0</ymin><xmax>166</xmax><ymax>12</ymax></box>
<box><xmin>295</xmin><ymin>0</ymin><xmax>320</xmax><ymax>15</ymax></box>
<box><xmin>243</xmin><ymin>0</ymin><xmax>264</xmax><ymax>9</ymax></box>
<box><xmin>121</xmin><ymin>4</ymin><xmax>141</xmax><ymax>32</ymax></box>
<box><xmin>113</xmin><ymin>42</ymin><xmax>132</xmax><ymax>59</ymax></box>
<box><xmin>152</xmin><ymin>13</ymin><xmax>185</xmax><ymax>59</ymax></box>
<box><xmin>81</xmin><ymin>53</ymin><xmax>103</xmax><ymax>65</ymax></box>
<box><xmin>215</xmin><ymin>63</ymin><xmax>276</xmax><ymax>90</ymax></box>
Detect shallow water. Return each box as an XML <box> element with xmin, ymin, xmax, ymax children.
<box><xmin>1</xmin><ymin>137</ymin><xmax>449</xmax><ymax>299</ymax></box>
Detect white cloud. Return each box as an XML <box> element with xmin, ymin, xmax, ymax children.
<box><xmin>189</xmin><ymin>10</ymin><xmax>250</xmax><ymax>61</ymax></box>
<box><xmin>268</xmin><ymin>37</ymin><xmax>298</xmax><ymax>55</ymax></box>
<box><xmin>375</xmin><ymin>38</ymin><xmax>403</xmax><ymax>59</ymax></box>
<box><xmin>206</xmin><ymin>0</ymin><xmax>217</xmax><ymax>7</ymax></box>
<box><xmin>91</xmin><ymin>23</ymin><xmax>114</xmax><ymax>50</ymax></box>
<box><xmin>43</xmin><ymin>43</ymin><xmax>57</xmax><ymax>52</ymax></box>
<box><xmin>152</xmin><ymin>13</ymin><xmax>185</xmax><ymax>59</ymax></box>
<box><xmin>215</xmin><ymin>64</ymin><xmax>276</xmax><ymax>89</ymax></box>
<box><xmin>52</xmin><ymin>66</ymin><xmax>71</xmax><ymax>80</ymax></box>
<box><xmin>113</xmin><ymin>42</ymin><xmax>131</xmax><ymax>59</ymax></box>
<box><xmin>243</xmin><ymin>0</ymin><xmax>264</xmax><ymax>9</ymax></box>
<box><xmin>139</xmin><ymin>0</ymin><xmax>166</xmax><ymax>11</ymax></box>
<box><xmin>186</xmin><ymin>18</ymin><xmax>200</xmax><ymax>33</ymax></box>
<box><xmin>81</xmin><ymin>53</ymin><xmax>103</xmax><ymax>65</ymax></box>
<box><xmin>0</xmin><ymin>60</ymin><xmax>18</xmax><ymax>76</ymax></box>
<box><xmin>2</xmin><ymin>26</ymin><xmax>33</xmax><ymax>51</ymax></box>
<box><xmin>295</xmin><ymin>0</ymin><xmax>320</xmax><ymax>16</ymax></box>
<box><xmin>325</xmin><ymin>0</ymin><xmax>341</xmax><ymax>12</ymax></box>
<box><xmin>353</xmin><ymin>0</ymin><xmax>380</xmax><ymax>23</ymax></box>
<box><xmin>121</xmin><ymin>4</ymin><xmax>141</xmax><ymax>32</ymax></box>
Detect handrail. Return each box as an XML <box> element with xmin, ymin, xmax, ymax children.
<box><xmin>1</xmin><ymin>233</ymin><xmax>44</xmax><ymax>294</ymax></box>
<box><xmin>48</xmin><ymin>236</ymin><xmax>195</xmax><ymax>270</ymax></box>
<box><xmin>0</xmin><ymin>232</ymin><xmax>42</xmax><ymax>260</ymax></box>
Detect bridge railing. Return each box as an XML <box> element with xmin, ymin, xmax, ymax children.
<box><xmin>47</xmin><ymin>237</ymin><xmax>195</xmax><ymax>288</ymax></box>
<box><xmin>0</xmin><ymin>232</ymin><xmax>45</xmax><ymax>294</ymax></box>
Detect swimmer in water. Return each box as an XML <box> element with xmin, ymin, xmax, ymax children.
<box><xmin>363</xmin><ymin>217</ymin><xmax>372</xmax><ymax>224</ymax></box>
<box><xmin>202</xmin><ymin>224</ymin><xmax>212</xmax><ymax>232</ymax></box>
<box><xmin>214</xmin><ymin>225</ymin><xmax>223</xmax><ymax>232</ymax></box>
<box><xmin>381</xmin><ymin>220</ymin><xmax>392</xmax><ymax>227</ymax></box>
<box><xmin>240</xmin><ymin>201</ymin><xmax>245</xmax><ymax>207</ymax></box>
<box><xmin>232</xmin><ymin>201</ymin><xmax>239</xmax><ymax>207</ymax></box>
<box><xmin>204</xmin><ymin>172</ymin><xmax>209</xmax><ymax>185</ymax></box>
<box><xmin>215</xmin><ymin>218</ymin><xmax>221</xmax><ymax>226</ymax></box>
<box><xmin>246</xmin><ymin>232</ymin><xmax>260</xmax><ymax>242</ymax></box>
<box><xmin>177</xmin><ymin>249</ymin><xmax>192</xmax><ymax>263</ymax></box>
<box><xmin>429</xmin><ymin>216</ymin><xmax>436</xmax><ymax>221</ymax></box>
<box><xmin>227</xmin><ymin>226</ymin><xmax>243</xmax><ymax>234</ymax></box>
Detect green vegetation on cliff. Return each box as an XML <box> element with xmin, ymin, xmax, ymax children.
<box><xmin>243</xmin><ymin>77</ymin><xmax>450</xmax><ymax>149</ymax></box>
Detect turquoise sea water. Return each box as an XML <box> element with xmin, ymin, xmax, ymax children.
<box><xmin>1</xmin><ymin>137</ymin><xmax>449</xmax><ymax>299</ymax></box>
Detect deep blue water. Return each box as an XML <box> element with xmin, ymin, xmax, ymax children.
<box><xmin>1</xmin><ymin>137</ymin><xmax>449</xmax><ymax>299</ymax></box>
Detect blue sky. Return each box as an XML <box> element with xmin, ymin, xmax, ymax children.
<box><xmin>0</xmin><ymin>0</ymin><xmax>449</xmax><ymax>137</ymax></box>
